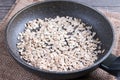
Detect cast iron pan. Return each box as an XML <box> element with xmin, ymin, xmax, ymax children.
<box><xmin>6</xmin><ymin>0</ymin><xmax>120</xmax><ymax>79</ymax></box>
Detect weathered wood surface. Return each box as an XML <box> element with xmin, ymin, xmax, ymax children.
<box><xmin>0</xmin><ymin>0</ymin><xmax>120</xmax><ymax>22</ymax></box>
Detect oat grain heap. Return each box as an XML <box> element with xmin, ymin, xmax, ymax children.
<box><xmin>17</xmin><ymin>16</ymin><xmax>104</xmax><ymax>72</ymax></box>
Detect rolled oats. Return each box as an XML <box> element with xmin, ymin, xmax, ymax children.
<box><xmin>17</xmin><ymin>16</ymin><xmax>104</xmax><ymax>72</ymax></box>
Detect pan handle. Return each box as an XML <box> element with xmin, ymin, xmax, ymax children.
<box><xmin>100</xmin><ymin>54</ymin><xmax>120</xmax><ymax>77</ymax></box>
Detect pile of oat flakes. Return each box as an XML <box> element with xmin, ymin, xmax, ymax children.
<box><xmin>17</xmin><ymin>16</ymin><xmax>104</xmax><ymax>72</ymax></box>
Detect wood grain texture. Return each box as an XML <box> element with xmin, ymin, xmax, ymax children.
<box><xmin>0</xmin><ymin>0</ymin><xmax>15</xmax><ymax>21</ymax></box>
<box><xmin>70</xmin><ymin>0</ymin><xmax>120</xmax><ymax>12</ymax></box>
<box><xmin>0</xmin><ymin>0</ymin><xmax>120</xmax><ymax>21</ymax></box>
<box><xmin>76</xmin><ymin>0</ymin><xmax>120</xmax><ymax>6</ymax></box>
<box><xmin>0</xmin><ymin>0</ymin><xmax>15</xmax><ymax>6</ymax></box>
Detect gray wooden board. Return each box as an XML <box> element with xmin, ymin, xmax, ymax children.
<box><xmin>0</xmin><ymin>0</ymin><xmax>16</xmax><ymax>21</ymax></box>
<box><xmin>0</xmin><ymin>0</ymin><xmax>120</xmax><ymax>21</ymax></box>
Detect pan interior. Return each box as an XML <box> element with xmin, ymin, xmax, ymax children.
<box><xmin>6</xmin><ymin>1</ymin><xmax>114</xmax><ymax>72</ymax></box>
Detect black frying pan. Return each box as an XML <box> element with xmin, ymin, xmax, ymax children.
<box><xmin>6</xmin><ymin>0</ymin><xmax>120</xmax><ymax>80</ymax></box>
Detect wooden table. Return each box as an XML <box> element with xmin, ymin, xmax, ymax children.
<box><xmin>0</xmin><ymin>0</ymin><xmax>120</xmax><ymax>22</ymax></box>
<box><xmin>0</xmin><ymin>0</ymin><xmax>15</xmax><ymax>21</ymax></box>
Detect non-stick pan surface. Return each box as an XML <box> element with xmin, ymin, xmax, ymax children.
<box><xmin>6</xmin><ymin>1</ymin><xmax>114</xmax><ymax>79</ymax></box>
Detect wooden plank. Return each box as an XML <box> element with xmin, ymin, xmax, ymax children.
<box><xmin>74</xmin><ymin>0</ymin><xmax>120</xmax><ymax>6</ymax></box>
<box><xmin>0</xmin><ymin>0</ymin><xmax>15</xmax><ymax>4</ymax></box>
<box><xmin>0</xmin><ymin>6</ymin><xmax>11</xmax><ymax>10</ymax></box>
<box><xmin>0</xmin><ymin>0</ymin><xmax>15</xmax><ymax>6</ymax></box>
<box><xmin>0</xmin><ymin>4</ymin><xmax>15</xmax><ymax>6</ymax></box>
<box><xmin>0</xmin><ymin>9</ymin><xmax>9</xmax><ymax>12</ymax></box>
<box><xmin>94</xmin><ymin>6</ymin><xmax>120</xmax><ymax>12</ymax></box>
<box><xmin>0</xmin><ymin>12</ymin><xmax>8</xmax><ymax>19</ymax></box>
<box><xmin>69</xmin><ymin>0</ymin><xmax>120</xmax><ymax>12</ymax></box>
<box><xmin>0</xmin><ymin>0</ymin><xmax>16</xmax><ymax>21</ymax></box>
<box><xmin>0</xmin><ymin>7</ymin><xmax>11</xmax><ymax>21</ymax></box>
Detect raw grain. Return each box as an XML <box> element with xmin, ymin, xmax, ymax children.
<box><xmin>17</xmin><ymin>16</ymin><xmax>104</xmax><ymax>72</ymax></box>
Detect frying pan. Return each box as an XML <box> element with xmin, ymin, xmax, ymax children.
<box><xmin>6</xmin><ymin>0</ymin><xmax>120</xmax><ymax>79</ymax></box>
